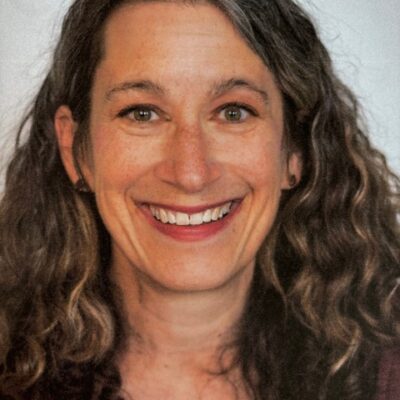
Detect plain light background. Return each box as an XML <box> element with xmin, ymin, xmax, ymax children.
<box><xmin>0</xmin><ymin>0</ymin><xmax>399</xmax><ymax>188</ymax></box>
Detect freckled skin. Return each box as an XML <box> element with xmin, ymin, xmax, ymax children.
<box><xmin>88</xmin><ymin>2</ymin><xmax>297</xmax><ymax>293</ymax></box>
<box><xmin>56</xmin><ymin>3</ymin><xmax>301</xmax><ymax>398</ymax></box>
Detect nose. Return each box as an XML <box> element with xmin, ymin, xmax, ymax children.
<box><xmin>154</xmin><ymin>122</ymin><xmax>221</xmax><ymax>193</ymax></box>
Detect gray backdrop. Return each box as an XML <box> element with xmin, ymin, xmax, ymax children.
<box><xmin>1</xmin><ymin>0</ymin><xmax>399</xmax><ymax>188</ymax></box>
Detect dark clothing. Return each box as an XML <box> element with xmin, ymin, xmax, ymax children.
<box><xmin>376</xmin><ymin>348</ymin><xmax>400</xmax><ymax>400</ymax></box>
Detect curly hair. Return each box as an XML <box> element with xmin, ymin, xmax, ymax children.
<box><xmin>0</xmin><ymin>0</ymin><xmax>399</xmax><ymax>399</ymax></box>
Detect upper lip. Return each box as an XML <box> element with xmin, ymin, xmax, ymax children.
<box><xmin>140</xmin><ymin>199</ymin><xmax>241</xmax><ymax>214</ymax></box>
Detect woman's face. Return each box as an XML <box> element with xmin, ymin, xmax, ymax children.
<box><xmin>64</xmin><ymin>2</ymin><xmax>300</xmax><ymax>291</ymax></box>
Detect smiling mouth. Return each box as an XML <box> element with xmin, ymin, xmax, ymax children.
<box><xmin>148</xmin><ymin>201</ymin><xmax>234</xmax><ymax>226</ymax></box>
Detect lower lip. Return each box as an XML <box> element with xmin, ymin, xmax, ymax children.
<box><xmin>140</xmin><ymin>201</ymin><xmax>242</xmax><ymax>242</ymax></box>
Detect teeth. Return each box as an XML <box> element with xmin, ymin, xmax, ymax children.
<box><xmin>211</xmin><ymin>207</ymin><xmax>220</xmax><ymax>221</ymax></box>
<box><xmin>160</xmin><ymin>208</ymin><xmax>168</xmax><ymax>224</ymax></box>
<box><xmin>167</xmin><ymin>210</ymin><xmax>176</xmax><ymax>224</ymax></box>
<box><xmin>189</xmin><ymin>212</ymin><xmax>203</xmax><ymax>225</ymax></box>
<box><xmin>149</xmin><ymin>202</ymin><xmax>232</xmax><ymax>226</ymax></box>
<box><xmin>221</xmin><ymin>203</ymin><xmax>230</xmax><ymax>215</ymax></box>
<box><xmin>176</xmin><ymin>212</ymin><xmax>190</xmax><ymax>226</ymax></box>
<box><xmin>203</xmin><ymin>209</ymin><xmax>212</xmax><ymax>223</ymax></box>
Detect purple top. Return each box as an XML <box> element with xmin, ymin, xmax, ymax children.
<box><xmin>376</xmin><ymin>348</ymin><xmax>400</xmax><ymax>400</ymax></box>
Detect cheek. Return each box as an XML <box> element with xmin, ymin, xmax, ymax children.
<box><xmin>88</xmin><ymin>126</ymin><xmax>156</xmax><ymax>189</ymax></box>
<box><xmin>222</xmin><ymin>134</ymin><xmax>285</xmax><ymax>189</ymax></box>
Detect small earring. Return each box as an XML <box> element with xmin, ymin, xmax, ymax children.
<box><xmin>289</xmin><ymin>174</ymin><xmax>297</xmax><ymax>187</ymax></box>
<box><xmin>74</xmin><ymin>178</ymin><xmax>91</xmax><ymax>193</ymax></box>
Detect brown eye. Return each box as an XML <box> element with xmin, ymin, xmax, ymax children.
<box><xmin>131</xmin><ymin>108</ymin><xmax>157</xmax><ymax>122</ymax></box>
<box><xmin>224</xmin><ymin>105</ymin><xmax>244</xmax><ymax>121</ymax></box>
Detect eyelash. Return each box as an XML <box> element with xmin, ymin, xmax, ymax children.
<box><xmin>117</xmin><ymin>104</ymin><xmax>161</xmax><ymax>122</ymax></box>
<box><xmin>116</xmin><ymin>102</ymin><xmax>258</xmax><ymax>123</ymax></box>
<box><xmin>215</xmin><ymin>102</ymin><xmax>259</xmax><ymax>122</ymax></box>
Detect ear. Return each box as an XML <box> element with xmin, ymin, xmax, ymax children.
<box><xmin>54</xmin><ymin>105</ymin><xmax>80</xmax><ymax>184</ymax></box>
<box><xmin>281</xmin><ymin>151</ymin><xmax>302</xmax><ymax>190</ymax></box>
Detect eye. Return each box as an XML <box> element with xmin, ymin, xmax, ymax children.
<box><xmin>117</xmin><ymin>105</ymin><xmax>160</xmax><ymax>122</ymax></box>
<box><xmin>217</xmin><ymin>103</ymin><xmax>257</xmax><ymax>123</ymax></box>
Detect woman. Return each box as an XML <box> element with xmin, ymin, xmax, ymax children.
<box><xmin>0</xmin><ymin>0</ymin><xmax>399</xmax><ymax>399</ymax></box>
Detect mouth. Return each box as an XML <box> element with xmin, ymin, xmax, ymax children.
<box><xmin>149</xmin><ymin>201</ymin><xmax>233</xmax><ymax>226</ymax></box>
<box><xmin>139</xmin><ymin>199</ymin><xmax>242</xmax><ymax>241</ymax></box>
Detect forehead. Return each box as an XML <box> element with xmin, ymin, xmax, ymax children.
<box><xmin>98</xmin><ymin>1</ymin><xmax>268</xmax><ymax>77</ymax></box>
<box><xmin>91</xmin><ymin>0</ymin><xmax>282</xmax><ymax>118</ymax></box>
<box><xmin>103</xmin><ymin>1</ymin><xmax>240</xmax><ymax>47</ymax></box>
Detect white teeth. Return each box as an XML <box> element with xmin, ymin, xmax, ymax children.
<box><xmin>189</xmin><ymin>212</ymin><xmax>203</xmax><ymax>225</ymax></box>
<box><xmin>150</xmin><ymin>206</ymin><xmax>161</xmax><ymax>221</ymax></box>
<box><xmin>203</xmin><ymin>209</ymin><xmax>212</xmax><ymax>223</ymax></box>
<box><xmin>176</xmin><ymin>212</ymin><xmax>190</xmax><ymax>226</ymax></box>
<box><xmin>221</xmin><ymin>203</ymin><xmax>230</xmax><ymax>214</ymax></box>
<box><xmin>160</xmin><ymin>208</ymin><xmax>169</xmax><ymax>224</ymax></box>
<box><xmin>167</xmin><ymin>210</ymin><xmax>176</xmax><ymax>224</ymax></box>
<box><xmin>211</xmin><ymin>207</ymin><xmax>220</xmax><ymax>221</ymax></box>
<box><xmin>149</xmin><ymin>201</ymin><xmax>233</xmax><ymax>226</ymax></box>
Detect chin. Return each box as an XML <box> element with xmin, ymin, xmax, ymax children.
<box><xmin>136</xmin><ymin>255</ymin><xmax>255</xmax><ymax>294</ymax></box>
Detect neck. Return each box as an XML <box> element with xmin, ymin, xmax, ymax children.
<box><xmin>111</xmin><ymin>247</ymin><xmax>254</xmax><ymax>399</ymax></box>
<box><xmin>112</xmin><ymin>250</ymin><xmax>254</xmax><ymax>361</ymax></box>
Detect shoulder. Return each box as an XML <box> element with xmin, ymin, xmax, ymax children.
<box><xmin>376</xmin><ymin>347</ymin><xmax>400</xmax><ymax>400</ymax></box>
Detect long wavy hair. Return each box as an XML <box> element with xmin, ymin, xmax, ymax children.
<box><xmin>0</xmin><ymin>0</ymin><xmax>399</xmax><ymax>399</ymax></box>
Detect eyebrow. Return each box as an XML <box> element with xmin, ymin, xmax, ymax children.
<box><xmin>105</xmin><ymin>77</ymin><xmax>270</xmax><ymax>105</ymax></box>
<box><xmin>105</xmin><ymin>79</ymin><xmax>165</xmax><ymax>100</ymax></box>
<box><xmin>210</xmin><ymin>78</ymin><xmax>270</xmax><ymax>106</ymax></box>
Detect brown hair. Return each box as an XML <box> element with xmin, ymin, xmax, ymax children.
<box><xmin>0</xmin><ymin>0</ymin><xmax>399</xmax><ymax>398</ymax></box>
